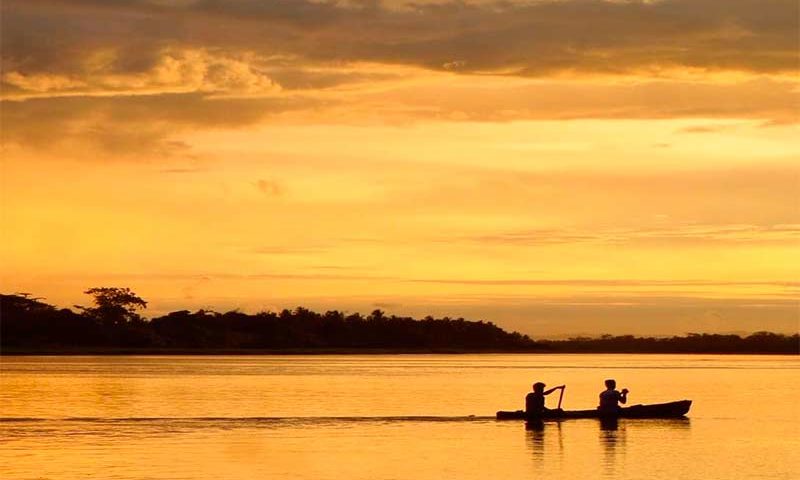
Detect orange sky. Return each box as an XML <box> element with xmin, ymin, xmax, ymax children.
<box><xmin>1</xmin><ymin>0</ymin><xmax>798</xmax><ymax>337</ymax></box>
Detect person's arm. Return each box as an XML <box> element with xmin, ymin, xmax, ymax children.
<box><xmin>619</xmin><ymin>388</ymin><xmax>629</xmax><ymax>404</ymax></box>
<box><xmin>543</xmin><ymin>385</ymin><xmax>566</xmax><ymax>395</ymax></box>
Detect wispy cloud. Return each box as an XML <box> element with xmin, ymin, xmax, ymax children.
<box><xmin>249</xmin><ymin>246</ymin><xmax>329</xmax><ymax>256</ymax></box>
<box><xmin>462</xmin><ymin>224</ymin><xmax>800</xmax><ymax>247</ymax></box>
<box><xmin>159</xmin><ymin>167</ymin><xmax>206</xmax><ymax>174</ymax></box>
<box><xmin>408</xmin><ymin>278</ymin><xmax>800</xmax><ymax>288</ymax></box>
<box><xmin>36</xmin><ymin>271</ymin><xmax>396</xmax><ymax>282</ymax></box>
<box><xmin>254</xmin><ymin>179</ymin><xmax>284</xmax><ymax>196</ymax></box>
<box><xmin>28</xmin><ymin>271</ymin><xmax>798</xmax><ymax>290</ymax></box>
<box><xmin>678</xmin><ymin>124</ymin><xmax>740</xmax><ymax>134</ymax></box>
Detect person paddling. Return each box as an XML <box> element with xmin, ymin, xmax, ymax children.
<box><xmin>526</xmin><ymin>382</ymin><xmax>565</xmax><ymax>419</ymax></box>
<box><xmin>598</xmin><ymin>379</ymin><xmax>628</xmax><ymax>414</ymax></box>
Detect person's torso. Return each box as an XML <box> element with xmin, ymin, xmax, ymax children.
<box><xmin>526</xmin><ymin>392</ymin><xmax>545</xmax><ymax>412</ymax></box>
<box><xmin>598</xmin><ymin>389</ymin><xmax>620</xmax><ymax>409</ymax></box>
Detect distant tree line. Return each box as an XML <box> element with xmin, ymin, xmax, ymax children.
<box><xmin>0</xmin><ymin>289</ymin><xmax>532</xmax><ymax>352</ymax></box>
<box><xmin>1</xmin><ymin>289</ymin><xmax>797</xmax><ymax>354</ymax></box>
<box><xmin>535</xmin><ymin>332</ymin><xmax>798</xmax><ymax>354</ymax></box>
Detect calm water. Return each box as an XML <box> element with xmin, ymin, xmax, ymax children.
<box><xmin>1</xmin><ymin>355</ymin><xmax>798</xmax><ymax>479</ymax></box>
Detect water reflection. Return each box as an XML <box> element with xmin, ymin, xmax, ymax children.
<box><xmin>524</xmin><ymin>418</ymin><xmax>691</xmax><ymax>477</ymax></box>
<box><xmin>600</xmin><ymin>418</ymin><xmax>626</xmax><ymax>477</ymax></box>
<box><xmin>600</xmin><ymin>418</ymin><xmax>690</xmax><ymax>478</ymax></box>
<box><xmin>525</xmin><ymin>420</ymin><xmax>564</xmax><ymax>468</ymax></box>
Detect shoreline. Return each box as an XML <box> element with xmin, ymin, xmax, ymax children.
<box><xmin>2</xmin><ymin>348</ymin><xmax>796</xmax><ymax>356</ymax></box>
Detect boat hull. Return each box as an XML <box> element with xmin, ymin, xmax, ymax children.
<box><xmin>496</xmin><ymin>399</ymin><xmax>692</xmax><ymax>420</ymax></box>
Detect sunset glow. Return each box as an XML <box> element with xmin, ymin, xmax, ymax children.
<box><xmin>2</xmin><ymin>0</ymin><xmax>798</xmax><ymax>336</ymax></box>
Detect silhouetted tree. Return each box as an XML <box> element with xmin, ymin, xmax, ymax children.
<box><xmin>77</xmin><ymin>287</ymin><xmax>147</xmax><ymax>326</ymax></box>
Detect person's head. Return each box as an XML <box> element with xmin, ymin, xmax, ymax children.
<box><xmin>604</xmin><ymin>379</ymin><xmax>616</xmax><ymax>389</ymax></box>
<box><xmin>533</xmin><ymin>382</ymin><xmax>546</xmax><ymax>393</ymax></box>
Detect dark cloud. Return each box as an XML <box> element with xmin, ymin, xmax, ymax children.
<box><xmin>6</xmin><ymin>78</ymin><xmax>794</xmax><ymax>156</ymax></box>
<box><xmin>0</xmin><ymin>93</ymin><xmax>322</xmax><ymax>155</ymax></box>
<box><xmin>265</xmin><ymin>67</ymin><xmax>400</xmax><ymax>91</ymax></box>
<box><xmin>1</xmin><ymin>1</ymin><xmax>796</xmax><ymax>153</ymax></box>
<box><xmin>2</xmin><ymin>0</ymin><xmax>797</xmax><ymax>89</ymax></box>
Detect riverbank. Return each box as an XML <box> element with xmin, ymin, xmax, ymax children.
<box><xmin>3</xmin><ymin>346</ymin><xmax>796</xmax><ymax>355</ymax></box>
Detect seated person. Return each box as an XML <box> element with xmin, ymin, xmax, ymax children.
<box><xmin>598</xmin><ymin>379</ymin><xmax>628</xmax><ymax>413</ymax></box>
<box><xmin>526</xmin><ymin>382</ymin><xmax>565</xmax><ymax>418</ymax></box>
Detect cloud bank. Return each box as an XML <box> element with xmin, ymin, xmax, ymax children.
<box><xmin>3</xmin><ymin>0</ymin><xmax>798</xmax><ymax>97</ymax></box>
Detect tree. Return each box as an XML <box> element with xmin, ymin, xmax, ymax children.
<box><xmin>77</xmin><ymin>287</ymin><xmax>147</xmax><ymax>326</ymax></box>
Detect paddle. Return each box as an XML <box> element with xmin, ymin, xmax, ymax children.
<box><xmin>557</xmin><ymin>385</ymin><xmax>565</xmax><ymax>410</ymax></box>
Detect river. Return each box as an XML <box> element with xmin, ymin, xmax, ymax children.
<box><xmin>1</xmin><ymin>354</ymin><xmax>798</xmax><ymax>479</ymax></box>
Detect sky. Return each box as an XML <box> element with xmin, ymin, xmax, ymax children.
<box><xmin>1</xmin><ymin>0</ymin><xmax>798</xmax><ymax>338</ymax></box>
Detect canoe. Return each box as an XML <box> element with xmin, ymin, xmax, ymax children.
<box><xmin>496</xmin><ymin>399</ymin><xmax>692</xmax><ymax>420</ymax></box>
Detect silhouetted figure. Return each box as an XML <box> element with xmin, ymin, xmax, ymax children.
<box><xmin>526</xmin><ymin>382</ymin><xmax>565</xmax><ymax>419</ymax></box>
<box><xmin>598</xmin><ymin>379</ymin><xmax>628</xmax><ymax>414</ymax></box>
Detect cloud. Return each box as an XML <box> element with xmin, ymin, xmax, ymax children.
<box><xmin>2</xmin><ymin>0</ymin><xmax>797</xmax><ymax>98</ymax></box>
<box><xmin>375</xmin><ymin>163</ymin><xmax>800</xmax><ymax>227</ymax></box>
<box><xmin>678</xmin><ymin>123</ymin><xmax>739</xmax><ymax>133</ymax></box>
<box><xmin>3</xmin><ymin>77</ymin><xmax>797</xmax><ymax>157</ymax></box>
<box><xmin>32</xmin><ymin>271</ymin><xmax>395</xmax><ymax>282</ymax></box>
<box><xmin>159</xmin><ymin>166</ymin><xmax>206</xmax><ymax>174</ymax></box>
<box><xmin>250</xmin><ymin>246</ymin><xmax>328</xmax><ymax>255</ymax></box>
<box><xmin>442</xmin><ymin>60</ymin><xmax>467</xmax><ymax>70</ymax></box>
<box><xmin>462</xmin><ymin>224</ymin><xmax>800</xmax><ymax>247</ymax></box>
<box><xmin>2</xmin><ymin>0</ymin><xmax>797</xmax><ymax>153</ymax></box>
<box><xmin>2</xmin><ymin>49</ymin><xmax>280</xmax><ymax>99</ymax></box>
<box><xmin>10</xmin><ymin>269</ymin><xmax>798</xmax><ymax>336</ymax></box>
<box><xmin>408</xmin><ymin>278</ymin><xmax>800</xmax><ymax>288</ymax></box>
<box><xmin>357</xmin><ymin>76</ymin><xmax>799</xmax><ymax>123</ymax></box>
<box><xmin>0</xmin><ymin>92</ymin><xmax>321</xmax><ymax>156</ymax></box>
<box><xmin>254</xmin><ymin>179</ymin><xmax>284</xmax><ymax>196</ymax></box>
<box><xmin>158</xmin><ymin>292</ymin><xmax>800</xmax><ymax>336</ymax></box>
<box><xmin>373</xmin><ymin>301</ymin><xmax>401</xmax><ymax>309</ymax></box>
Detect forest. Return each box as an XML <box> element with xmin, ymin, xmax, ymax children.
<box><xmin>1</xmin><ymin>289</ymin><xmax>797</xmax><ymax>354</ymax></box>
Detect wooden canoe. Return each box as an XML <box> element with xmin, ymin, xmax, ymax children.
<box><xmin>496</xmin><ymin>399</ymin><xmax>692</xmax><ymax>420</ymax></box>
